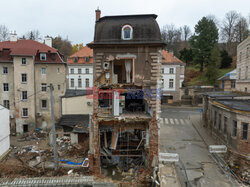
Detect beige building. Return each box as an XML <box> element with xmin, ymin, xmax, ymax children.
<box><xmin>0</xmin><ymin>35</ymin><xmax>67</xmax><ymax>134</ymax></box>
<box><xmin>236</xmin><ymin>36</ymin><xmax>250</xmax><ymax>92</ymax></box>
<box><xmin>161</xmin><ymin>50</ymin><xmax>185</xmax><ymax>104</ymax></box>
<box><xmin>218</xmin><ymin>69</ymin><xmax>236</xmax><ymax>91</ymax></box>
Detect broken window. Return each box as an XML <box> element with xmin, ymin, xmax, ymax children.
<box><xmin>23</xmin><ymin>124</ymin><xmax>29</xmax><ymax>133</ymax></box>
<box><xmin>114</xmin><ymin>59</ymin><xmax>133</xmax><ymax>84</ymax></box>
<box><xmin>242</xmin><ymin>123</ymin><xmax>248</xmax><ymax>140</ymax></box>
<box><xmin>224</xmin><ymin>117</ymin><xmax>227</xmax><ymax>134</ymax></box>
<box><xmin>232</xmin><ymin>120</ymin><xmax>237</xmax><ymax>137</ymax></box>
<box><xmin>3</xmin><ymin>100</ymin><xmax>9</xmax><ymax>109</ymax></box>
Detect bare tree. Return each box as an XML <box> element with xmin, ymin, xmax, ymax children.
<box><xmin>0</xmin><ymin>25</ymin><xmax>9</xmax><ymax>41</ymax></box>
<box><xmin>234</xmin><ymin>15</ymin><xmax>249</xmax><ymax>43</ymax></box>
<box><xmin>182</xmin><ymin>25</ymin><xmax>191</xmax><ymax>41</ymax></box>
<box><xmin>206</xmin><ymin>14</ymin><xmax>220</xmax><ymax>28</ymax></box>
<box><xmin>26</xmin><ymin>30</ymin><xmax>41</xmax><ymax>40</ymax></box>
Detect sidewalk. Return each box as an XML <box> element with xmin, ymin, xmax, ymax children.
<box><xmin>189</xmin><ymin>114</ymin><xmax>217</xmax><ymax>147</ymax></box>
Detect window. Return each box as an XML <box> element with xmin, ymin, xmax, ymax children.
<box><xmin>3</xmin><ymin>67</ymin><xmax>8</xmax><ymax>74</ymax></box>
<box><xmin>23</xmin><ymin>124</ymin><xmax>29</xmax><ymax>133</ymax></box>
<box><xmin>58</xmin><ymin>84</ymin><xmax>60</xmax><ymax>90</ymax></box>
<box><xmin>247</xmin><ymin>47</ymin><xmax>249</xmax><ymax>58</ymax></box>
<box><xmin>242</xmin><ymin>123</ymin><xmax>248</xmax><ymax>140</ymax></box>
<box><xmin>40</xmin><ymin>53</ymin><xmax>47</xmax><ymax>61</ymax></box>
<box><xmin>22</xmin><ymin>58</ymin><xmax>26</xmax><ymax>65</ymax></box>
<box><xmin>86</xmin><ymin>68</ymin><xmax>89</xmax><ymax>74</ymax></box>
<box><xmin>22</xmin><ymin>91</ymin><xmax>27</xmax><ymax>100</ymax></box>
<box><xmin>85</xmin><ymin>78</ymin><xmax>89</xmax><ymax>88</ymax></box>
<box><xmin>122</xmin><ymin>25</ymin><xmax>133</xmax><ymax>40</ymax></box>
<box><xmin>78</xmin><ymin>68</ymin><xmax>82</xmax><ymax>74</ymax></box>
<box><xmin>245</xmin><ymin>87</ymin><xmax>248</xmax><ymax>92</ymax></box>
<box><xmin>85</xmin><ymin>57</ymin><xmax>90</xmax><ymax>62</ymax></box>
<box><xmin>71</xmin><ymin>79</ymin><xmax>74</xmax><ymax>88</ymax></box>
<box><xmin>239</xmin><ymin>68</ymin><xmax>241</xmax><ymax>79</ymax></box>
<box><xmin>162</xmin><ymin>68</ymin><xmax>164</xmax><ymax>74</ymax></box>
<box><xmin>70</xmin><ymin>68</ymin><xmax>74</xmax><ymax>74</ymax></box>
<box><xmin>232</xmin><ymin>121</ymin><xmax>237</xmax><ymax>137</ymax></box>
<box><xmin>41</xmin><ymin>83</ymin><xmax>47</xmax><ymax>92</ymax></box>
<box><xmin>3</xmin><ymin>83</ymin><xmax>9</xmax><ymax>91</ymax></box>
<box><xmin>3</xmin><ymin>100</ymin><xmax>9</xmax><ymax>109</ymax></box>
<box><xmin>41</xmin><ymin>100</ymin><xmax>47</xmax><ymax>109</ymax></box>
<box><xmin>21</xmin><ymin>73</ymin><xmax>27</xmax><ymax>83</ymax></box>
<box><xmin>57</xmin><ymin>68</ymin><xmax>60</xmax><ymax>73</ymax></box>
<box><xmin>224</xmin><ymin>117</ymin><xmax>228</xmax><ymax>134</ymax></box>
<box><xmin>74</xmin><ymin>57</ymin><xmax>78</xmax><ymax>63</ymax></box>
<box><xmin>22</xmin><ymin>108</ymin><xmax>28</xmax><ymax>117</ymax></box>
<box><xmin>231</xmin><ymin>81</ymin><xmax>235</xmax><ymax>88</ymax></box>
<box><xmin>239</xmin><ymin>52</ymin><xmax>242</xmax><ymax>62</ymax></box>
<box><xmin>41</xmin><ymin>68</ymin><xmax>46</xmax><ymax>75</ymax></box>
<box><xmin>218</xmin><ymin>114</ymin><xmax>221</xmax><ymax>130</ymax></box>
<box><xmin>78</xmin><ymin>79</ymin><xmax>82</xmax><ymax>88</ymax></box>
<box><xmin>169</xmin><ymin>79</ymin><xmax>174</xmax><ymax>88</ymax></box>
<box><xmin>169</xmin><ymin>68</ymin><xmax>174</xmax><ymax>74</ymax></box>
<box><xmin>162</xmin><ymin>79</ymin><xmax>164</xmax><ymax>88</ymax></box>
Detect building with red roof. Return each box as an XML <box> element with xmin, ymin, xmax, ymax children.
<box><xmin>67</xmin><ymin>46</ymin><xmax>93</xmax><ymax>90</ymax></box>
<box><xmin>161</xmin><ymin>50</ymin><xmax>185</xmax><ymax>104</ymax></box>
<box><xmin>0</xmin><ymin>34</ymin><xmax>67</xmax><ymax>134</ymax></box>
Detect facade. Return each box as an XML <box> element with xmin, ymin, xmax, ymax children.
<box><xmin>0</xmin><ymin>36</ymin><xmax>67</xmax><ymax>134</ymax></box>
<box><xmin>218</xmin><ymin>69</ymin><xmax>236</xmax><ymax>91</ymax></box>
<box><xmin>67</xmin><ymin>46</ymin><xmax>93</xmax><ymax>90</ymax></box>
<box><xmin>87</xmin><ymin>9</ymin><xmax>164</xmax><ymax>180</ymax></box>
<box><xmin>161</xmin><ymin>50</ymin><xmax>185</xmax><ymax>104</ymax></box>
<box><xmin>0</xmin><ymin>105</ymin><xmax>10</xmax><ymax>160</ymax></box>
<box><xmin>236</xmin><ymin>36</ymin><xmax>250</xmax><ymax>93</ymax></box>
<box><xmin>203</xmin><ymin>92</ymin><xmax>249</xmax><ymax>160</ymax></box>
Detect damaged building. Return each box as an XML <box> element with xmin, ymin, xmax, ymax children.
<box><xmin>87</xmin><ymin>9</ymin><xmax>164</xmax><ymax>179</ymax></box>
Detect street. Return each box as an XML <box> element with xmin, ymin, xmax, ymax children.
<box><xmin>160</xmin><ymin>106</ymin><xmax>233</xmax><ymax>187</ymax></box>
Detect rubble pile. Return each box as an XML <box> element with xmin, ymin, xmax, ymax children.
<box><xmin>0</xmin><ymin>134</ymin><xmax>90</xmax><ymax>179</ymax></box>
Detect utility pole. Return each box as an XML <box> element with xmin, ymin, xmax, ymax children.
<box><xmin>50</xmin><ymin>84</ymin><xmax>58</xmax><ymax>170</ymax></box>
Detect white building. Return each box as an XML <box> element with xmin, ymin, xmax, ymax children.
<box><xmin>161</xmin><ymin>50</ymin><xmax>185</xmax><ymax>104</ymax></box>
<box><xmin>0</xmin><ymin>105</ymin><xmax>10</xmax><ymax>160</ymax></box>
<box><xmin>67</xmin><ymin>46</ymin><xmax>93</xmax><ymax>90</ymax></box>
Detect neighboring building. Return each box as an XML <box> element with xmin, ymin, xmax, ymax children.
<box><xmin>236</xmin><ymin>36</ymin><xmax>250</xmax><ymax>93</ymax></box>
<box><xmin>218</xmin><ymin>69</ymin><xmax>236</xmax><ymax>91</ymax></box>
<box><xmin>67</xmin><ymin>46</ymin><xmax>93</xmax><ymax>89</ymax></box>
<box><xmin>161</xmin><ymin>50</ymin><xmax>185</xmax><ymax>104</ymax></box>
<box><xmin>203</xmin><ymin>92</ymin><xmax>249</xmax><ymax>163</ymax></box>
<box><xmin>0</xmin><ymin>105</ymin><xmax>10</xmax><ymax>160</ymax></box>
<box><xmin>0</xmin><ymin>35</ymin><xmax>67</xmax><ymax>134</ymax></box>
<box><xmin>56</xmin><ymin>90</ymin><xmax>93</xmax><ymax>145</ymax></box>
<box><xmin>87</xmin><ymin>9</ymin><xmax>164</xmax><ymax>179</ymax></box>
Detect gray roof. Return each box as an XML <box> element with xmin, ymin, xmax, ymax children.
<box><xmin>90</xmin><ymin>14</ymin><xmax>164</xmax><ymax>45</ymax></box>
<box><xmin>57</xmin><ymin>115</ymin><xmax>89</xmax><ymax>133</ymax></box>
<box><xmin>216</xmin><ymin>99</ymin><xmax>250</xmax><ymax>112</ymax></box>
<box><xmin>203</xmin><ymin>91</ymin><xmax>239</xmax><ymax>98</ymax></box>
<box><xmin>62</xmin><ymin>89</ymin><xmax>93</xmax><ymax>98</ymax></box>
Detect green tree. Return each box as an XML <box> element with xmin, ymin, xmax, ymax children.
<box><xmin>52</xmin><ymin>36</ymin><xmax>73</xmax><ymax>59</ymax></box>
<box><xmin>190</xmin><ymin>17</ymin><xmax>219</xmax><ymax>72</ymax></box>
<box><xmin>72</xmin><ymin>43</ymin><xmax>84</xmax><ymax>54</ymax></box>
<box><xmin>206</xmin><ymin>47</ymin><xmax>220</xmax><ymax>84</ymax></box>
<box><xmin>220</xmin><ymin>50</ymin><xmax>232</xmax><ymax>68</ymax></box>
<box><xmin>179</xmin><ymin>48</ymin><xmax>193</xmax><ymax>65</ymax></box>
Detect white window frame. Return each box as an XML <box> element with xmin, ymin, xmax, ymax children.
<box><xmin>41</xmin><ymin>83</ymin><xmax>47</xmax><ymax>92</ymax></box>
<box><xmin>21</xmin><ymin>73</ymin><xmax>27</xmax><ymax>83</ymax></box>
<box><xmin>22</xmin><ymin>108</ymin><xmax>28</xmax><ymax>117</ymax></box>
<box><xmin>121</xmin><ymin>25</ymin><xmax>133</xmax><ymax>40</ymax></box>
<box><xmin>3</xmin><ymin>67</ymin><xmax>8</xmax><ymax>74</ymax></box>
<box><xmin>169</xmin><ymin>68</ymin><xmax>174</xmax><ymax>74</ymax></box>
<box><xmin>41</xmin><ymin>68</ymin><xmax>46</xmax><ymax>75</ymax></box>
<box><xmin>85</xmin><ymin>78</ymin><xmax>89</xmax><ymax>88</ymax></box>
<box><xmin>40</xmin><ymin>53</ymin><xmax>47</xmax><ymax>61</ymax></box>
<box><xmin>86</xmin><ymin>68</ymin><xmax>89</xmax><ymax>74</ymax></box>
<box><xmin>3</xmin><ymin>83</ymin><xmax>9</xmax><ymax>91</ymax></box>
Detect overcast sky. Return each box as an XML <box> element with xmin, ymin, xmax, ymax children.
<box><xmin>1</xmin><ymin>0</ymin><xmax>249</xmax><ymax>45</ymax></box>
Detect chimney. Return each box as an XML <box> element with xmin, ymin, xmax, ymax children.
<box><xmin>95</xmin><ymin>8</ymin><xmax>101</xmax><ymax>21</ymax></box>
<box><xmin>44</xmin><ymin>36</ymin><xmax>52</xmax><ymax>47</ymax></box>
<box><xmin>10</xmin><ymin>31</ymin><xmax>17</xmax><ymax>42</ymax></box>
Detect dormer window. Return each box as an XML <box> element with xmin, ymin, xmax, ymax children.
<box><xmin>122</xmin><ymin>25</ymin><xmax>133</xmax><ymax>40</ymax></box>
<box><xmin>74</xmin><ymin>57</ymin><xmax>78</xmax><ymax>63</ymax></box>
<box><xmin>40</xmin><ymin>53</ymin><xmax>47</xmax><ymax>61</ymax></box>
